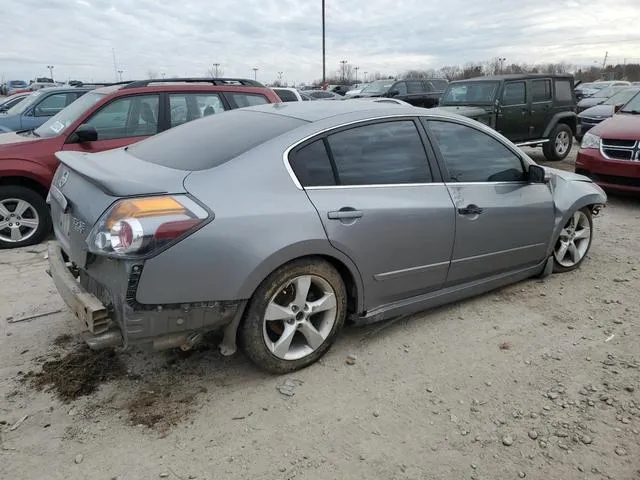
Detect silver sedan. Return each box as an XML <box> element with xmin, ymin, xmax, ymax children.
<box><xmin>47</xmin><ymin>101</ymin><xmax>606</xmax><ymax>373</ymax></box>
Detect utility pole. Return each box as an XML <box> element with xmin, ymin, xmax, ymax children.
<box><xmin>354</xmin><ymin>66</ymin><xmax>359</xmax><ymax>83</ymax></box>
<box><xmin>601</xmin><ymin>51</ymin><xmax>608</xmax><ymax>70</ymax></box>
<box><xmin>277</xmin><ymin>71</ymin><xmax>283</xmax><ymax>85</ymax></box>
<box><xmin>112</xmin><ymin>48</ymin><xmax>118</xmax><ymax>82</ymax></box>
<box><xmin>212</xmin><ymin>63</ymin><xmax>220</xmax><ymax>77</ymax></box>
<box><xmin>117</xmin><ymin>70</ymin><xmax>123</xmax><ymax>81</ymax></box>
<box><xmin>322</xmin><ymin>0</ymin><xmax>326</xmax><ymax>84</ymax></box>
<box><xmin>46</xmin><ymin>65</ymin><xmax>54</xmax><ymax>81</ymax></box>
<box><xmin>363</xmin><ymin>71</ymin><xmax>368</xmax><ymax>82</ymax></box>
<box><xmin>339</xmin><ymin>60</ymin><xmax>347</xmax><ymax>82</ymax></box>
<box><xmin>253</xmin><ymin>68</ymin><xmax>258</xmax><ymax>81</ymax></box>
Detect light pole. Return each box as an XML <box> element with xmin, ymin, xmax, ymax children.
<box><xmin>117</xmin><ymin>70</ymin><xmax>123</xmax><ymax>81</ymax></box>
<box><xmin>46</xmin><ymin>65</ymin><xmax>54</xmax><ymax>81</ymax></box>
<box><xmin>498</xmin><ymin>57</ymin><xmax>506</xmax><ymax>74</ymax></box>
<box><xmin>212</xmin><ymin>63</ymin><xmax>220</xmax><ymax>77</ymax></box>
<box><xmin>161</xmin><ymin>73</ymin><xmax>166</xmax><ymax>78</ymax></box>
<box><xmin>277</xmin><ymin>71</ymin><xmax>283</xmax><ymax>85</ymax></box>
<box><xmin>253</xmin><ymin>68</ymin><xmax>258</xmax><ymax>81</ymax></box>
<box><xmin>364</xmin><ymin>71</ymin><xmax>368</xmax><ymax>82</ymax></box>
<box><xmin>354</xmin><ymin>66</ymin><xmax>359</xmax><ymax>83</ymax></box>
<box><xmin>339</xmin><ymin>60</ymin><xmax>347</xmax><ymax>82</ymax></box>
<box><xmin>322</xmin><ymin>0</ymin><xmax>326</xmax><ymax>84</ymax></box>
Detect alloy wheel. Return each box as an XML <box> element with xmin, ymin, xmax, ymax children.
<box><xmin>262</xmin><ymin>274</ymin><xmax>338</xmax><ymax>361</ymax></box>
<box><xmin>555</xmin><ymin>131</ymin><xmax>571</xmax><ymax>156</ymax></box>
<box><xmin>0</xmin><ymin>198</ymin><xmax>40</xmax><ymax>243</ymax></box>
<box><xmin>554</xmin><ymin>210</ymin><xmax>591</xmax><ymax>268</ymax></box>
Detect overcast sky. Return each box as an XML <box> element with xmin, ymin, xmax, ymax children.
<box><xmin>2</xmin><ymin>0</ymin><xmax>640</xmax><ymax>85</ymax></box>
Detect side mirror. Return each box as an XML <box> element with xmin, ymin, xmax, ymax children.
<box><xmin>528</xmin><ymin>164</ymin><xmax>548</xmax><ymax>184</ymax></box>
<box><xmin>614</xmin><ymin>103</ymin><xmax>624</xmax><ymax>113</ymax></box>
<box><xmin>74</xmin><ymin>124</ymin><xmax>98</xmax><ymax>143</ymax></box>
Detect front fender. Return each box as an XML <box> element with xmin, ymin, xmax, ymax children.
<box><xmin>546</xmin><ymin>175</ymin><xmax>607</xmax><ymax>256</ymax></box>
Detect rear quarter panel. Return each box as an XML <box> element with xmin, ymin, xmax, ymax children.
<box><xmin>134</xmin><ymin>131</ymin><xmax>364</xmax><ymax>307</ymax></box>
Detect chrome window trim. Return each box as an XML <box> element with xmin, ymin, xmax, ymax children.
<box><xmin>305</xmin><ymin>181</ymin><xmax>528</xmax><ymax>191</ymax></box>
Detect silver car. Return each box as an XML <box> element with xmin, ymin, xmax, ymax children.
<box><xmin>47</xmin><ymin>101</ymin><xmax>607</xmax><ymax>373</ymax></box>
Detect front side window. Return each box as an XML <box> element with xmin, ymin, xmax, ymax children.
<box><xmin>289</xmin><ymin>140</ymin><xmax>336</xmax><ymax>187</ymax></box>
<box><xmin>83</xmin><ymin>95</ymin><xmax>159</xmax><ymax>140</ymax></box>
<box><xmin>33</xmin><ymin>93</ymin><xmax>74</xmax><ymax>117</ymax></box>
<box><xmin>327</xmin><ymin>120</ymin><xmax>432</xmax><ymax>186</ymax></box>
<box><xmin>554</xmin><ymin>80</ymin><xmax>573</xmax><ymax>102</ymax></box>
<box><xmin>427</xmin><ymin>120</ymin><xmax>525</xmax><ymax>183</ymax></box>
<box><xmin>227</xmin><ymin>93</ymin><xmax>269</xmax><ymax>108</ymax></box>
<box><xmin>392</xmin><ymin>82</ymin><xmax>408</xmax><ymax>95</ymax></box>
<box><xmin>502</xmin><ymin>82</ymin><xmax>526</xmax><ymax>106</ymax></box>
<box><xmin>169</xmin><ymin>93</ymin><xmax>226</xmax><ymax>127</ymax></box>
<box><xmin>35</xmin><ymin>91</ymin><xmax>105</xmax><ymax>138</ymax></box>
<box><xmin>532</xmin><ymin>79</ymin><xmax>552</xmax><ymax>102</ymax></box>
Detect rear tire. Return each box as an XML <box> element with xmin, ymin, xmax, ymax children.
<box><xmin>240</xmin><ymin>258</ymin><xmax>347</xmax><ymax>374</ymax></box>
<box><xmin>0</xmin><ymin>185</ymin><xmax>51</xmax><ymax>249</ymax></box>
<box><xmin>543</xmin><ymin>124</ymin><xmax>573</xmax><ymax>161</ymax></box>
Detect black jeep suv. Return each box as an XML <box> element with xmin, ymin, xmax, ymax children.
<box><xmin>436</xmin><ymin>74</ymin><xmax>578</xmax><ymax>161</ymax></box>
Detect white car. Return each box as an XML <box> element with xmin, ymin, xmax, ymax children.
<box><xmin>271</xmin><ymin>87</ymin><xmax>312</xmax><ymax>102</ymax></box>
<box><xmin>344</xmin><ymin>83</ymin><xmax>370</xmax><ymax>97</ymax></box>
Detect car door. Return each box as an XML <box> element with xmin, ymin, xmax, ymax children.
<box><xmin>423</xmin><ymin>118</ymin><xmax>554</xmax><ymax>286</ymax></box>
<box><xmin>290</xmin><ymin>118</ymin><xmax>456</xmax><ymax>309</ymax></box>
<box><xmin>61</xmin><ymin>94</ymin><xmax>160</xmax><ymax>153</ymax></box>
<box><xmin>497</xmin><ymin>80</ymin><xmax>530</xmax><ymax>141</ymax></box>
<box><xmin>405</xmin><ymin>81</ymin><xmax>427</xmax><ymax>107</ymax></box>
<box><xmin>529</xmin><ymin>78</ymin><xmax>553</xmax><ymax>138</ymax></box>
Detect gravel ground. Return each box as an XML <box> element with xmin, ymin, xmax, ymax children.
<box><xmin>1</xmin><ymin>144</ymin><xmax>639</xmax><ymax>480</ymax></box>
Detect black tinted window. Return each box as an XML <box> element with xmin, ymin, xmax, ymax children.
<box><xmin>555</xmin><ymin>80</ymin><xmax>573</xmax><ymax>102</ymax></box>
<box><xmin>502</xmin><ymin>82</ymin><xmax>526</xmax><ymax>105</ymax></box>
<box><xmin>290</xmin><ymin>140</ymin><xmax>336</xmax><ymax>187</ymax></box>
<box><xmin>428</xmin><ymin>79</ymin><xmax>448</xmax><ymax>91</ymax></box>
<box><xmin>129</xmin><ymin>110</ymin><xmax>306</xmax><ymax>171</ymax></box>
<box><xmin>274</xmin><ymin>89</ymin><xmax>298</xmax><ymax>102</ymax></box>
<box><xmin>327</xmin><ymin>121</ymin><xmax>432</xmax><ymax>185</ymax></box>
<box><xmin>427</xmin><ymin>120</ymin><xmax>525</xmax><ymax>183</ymax></box>
<box><xmin>407</xmin><ymin>81</ymin><xmax>424</xmax><ymax>94</ymax></box>
<box><xmin>532</xmin><ymin>79</ymin><xmax>552</xmax><ymax>102</ymax></box>
<box><xmin>393</xmin><ymin>82</ymin><xmax>407</xmax><ymax>95</ymax></box>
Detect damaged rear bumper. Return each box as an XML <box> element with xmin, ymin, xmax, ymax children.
<box><xmin>47</xmin><ymin>241</ymin><xmax>244</xmax><ymax>352</ymax></box>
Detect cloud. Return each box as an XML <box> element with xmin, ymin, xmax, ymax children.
<box><xmin>1</xmin><ymin>0</ymin><xmax>639</xmax><ymax>85</ymax></box>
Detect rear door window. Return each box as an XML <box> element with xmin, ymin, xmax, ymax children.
<box><xmin>225</xmin><ymin>93</ymin><xmax>269</xmax><ymax>108</ymax></box>
<box><xmin>531</xmin><ymin>79</ymin><xmax>552</xmax><ymax>102</ymax></box>
<box><xmin>169</xmin><ymin>93</ymin><xmax>226</xmax><ymax>128</ymax></box>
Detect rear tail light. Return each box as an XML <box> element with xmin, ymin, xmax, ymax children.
<box><xmin>87</xmin><ymin>195</ymin><xmax>209</xmax><ymax>258</ymax></box>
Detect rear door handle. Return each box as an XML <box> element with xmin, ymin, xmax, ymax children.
<box><xmin>327</xmin><ymin>209</ymin><xmax>364</xmax><ymax>220</ymax></box>
<box><xmin>457</xmin><ymin>204</ymin><xmax>484</xmax><ymax>216</ymax></box>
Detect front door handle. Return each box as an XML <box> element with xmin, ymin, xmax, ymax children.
<box><xmin>457</xmin><ymin>204</ymin><xmax>484</xmax><ymax>216</ymax></box>
<box><xmin>327</xmin><ymin>208</ymin><xmax>364</xmax><ymax>220</ymax></box>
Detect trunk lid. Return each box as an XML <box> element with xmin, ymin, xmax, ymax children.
<box><xmin>50</xmin><ymin>148</ymin><xmax>189</xmax><ymax>266</ymax></box>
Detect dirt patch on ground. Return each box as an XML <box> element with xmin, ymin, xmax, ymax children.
<box><xmin>52</xmin><ymin>333</ymin><xmax>74</xmax><ymax>347</ymax></box>
<box><xmin>28</xmin><ymin>345</ymin><xmax>127</xmax><ymax>402</ymax></box>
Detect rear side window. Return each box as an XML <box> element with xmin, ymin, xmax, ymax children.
<box><xmin>554</xmin><ymin>80</ymin><xmax>573</xmax><ymax>102</ymax></box>
<box><xmin>274</xmin><ymin>89</ymin><xmax>299</xmax><ymax>102</ymax></box>
<box><xmin>428</xmin><ymin>79</ymin><xmax>448</xmax><ymax>91</ymax></box>
<box><xmin>227</xmin><ymin>93</ymin><xmax>269</xmax><ymax>108</ymax></box>
<box><xmin>289</xmin><ymin>140</ymin><xmax>336</xmax><ymax>187</ymax></box>
<box><xmin>128</xmin><ymin>110</ymin><xmax>306</xmax><ymax>171</ymax></box>
<box><xmin>169</xmin><ymin>93</ymin><xmax>226</xmax><ymax>127</ymax></box>
<box><xmin>326</xmin><ymin>120</ymin><xmax>432</xmax><ymax>185</ymax></box>
<box><xmin>532</xmin><ymin>79</ymin><xmax>552</xmax><ymax>102</ymax></box>
<box><xmin>406</xmin><ymin>81</ymin><xmax>424</xmax><ymax>94</ymax></box>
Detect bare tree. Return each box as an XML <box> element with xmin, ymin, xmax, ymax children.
<box><xmin>205</xmin><ymin>66</ymin><xmax>225</xmax><ymax>77</ymax></box>
<box><xmin>439</xmin><ymin>66</ymin><xmax>461</xmax><ymax>81</ymax></box>
<box><xmin>146</xmin><ymin>69</ymin><xmax>158</xmax><ymax>79</ymax></box>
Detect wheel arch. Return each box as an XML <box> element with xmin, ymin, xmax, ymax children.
<box><xmin>543</xmin><ymin>113</ymin><xmax>578</xmax><ymax>138</ymax></box>
<box><xmin>0</xmin><ymin>175</ymin><xmax>49</xmax><ymax>199</ymax></box>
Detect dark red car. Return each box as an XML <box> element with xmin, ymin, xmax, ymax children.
<box><xmin>0</xmin><ymin>78</ymin><xmax>281</xmax><ymax>248</ymax></box>
<box><xmin>575</xmin><ymin>91</ymin><xmax>640</xmax><ymax>194</ymax></box>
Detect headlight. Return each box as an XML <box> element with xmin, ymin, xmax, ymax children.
<box><xmin>580</xmin><ymin>132</ymin><xmax>600</xmax><ymax>150</ymax></box>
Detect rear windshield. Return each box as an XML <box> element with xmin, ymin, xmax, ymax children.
<box><xmin>128</xmin><ymin>109</ymin><xmax>307</xmax><ymax>171</ymax></box>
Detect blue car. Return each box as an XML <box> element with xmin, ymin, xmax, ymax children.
<box><xmin>0</xmin><ymin>86</ymin><xmax>91</xmax><ymax>133</ymax></box>
<box><xmin>1</xmin><ymin>79</ymin><xmax>28</xmax><ymax>96</ymax></box>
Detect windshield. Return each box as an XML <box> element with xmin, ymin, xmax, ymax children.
<box><xmin>603</xmin><ymin>88</ymin><xmax>640</xmax><ymax>106</ymax></box>
<box><xmin>361</xmin><ymin>80</ymin><xmax>394</xmax><ymax>94</ymax></box>
<box><xmin>34</xmin><ymin>91</ymin><xmax>105</xmax><ymax>137</ymax></box>
<box><xmin>5</xmin><ymin>91</ymin><xmax>42</xmax><ymax>115</ymax></box>
<box><xmin>619</xmin><ymin>91</ymin><xmax>640</xmax><ymax>114</ymax></box>
<box><xmin>441</xmin><ymin>81</ymin><xmax>500</xmax><ymax>104</ymax></box>
<box><xmin>9</xmin><ymin>80</ymin><xmax>28</xmax><ymax>88</ymax></box>
<box><xmin>592</xmin><ymin>86</ymin><xmax>622</xmax><ymax>98</ymax></box>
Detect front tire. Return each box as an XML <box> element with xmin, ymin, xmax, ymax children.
<box><xmin>553</xmin><ymin>208</ymin><xmax>593</xmax><ymax>273</ymax></box>
<box><xmin>0</xmin><ymin>186</ymin><xmax>51</xmax><ymax>249</ymax></box>
<box><xmin>240</xmin><ymin>258</ymin><xmax>347</xmax><ymax>374</ymax></box>
<box><xmin>543</xmin><ymin>124</ymin><xmax>573</xmax><ymax>161</ymax></box>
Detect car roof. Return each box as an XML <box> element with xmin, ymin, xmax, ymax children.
<box><xmin>93</xmin><ymin>80</ymin><xmax>272</xmax><ymax>96</ymax></box>
<box><xmin>451</xmin><ymin>74</ymin><xmax>574</xmax><ymax>83</ymax></box>
<box><xmin>241</xmin><ymin>100</ymin><xmax>430</xmax><ymax>123</ymax></box>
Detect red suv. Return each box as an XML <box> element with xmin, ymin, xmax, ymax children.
<box><xmin>575</xmin><ymin>90</ymin><xmax>640</xmax><ymax>194</ymax></box>
<box><xmin>0</xmin><ymin>78</ymin><xmax>281</xmax><ymax>248</ymax></box>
